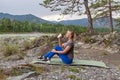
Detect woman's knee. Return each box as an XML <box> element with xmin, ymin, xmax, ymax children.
<box><xmin>54</xmin><ymin>45</ymin><xmax>63</xmax><ymax>51</ymax></box>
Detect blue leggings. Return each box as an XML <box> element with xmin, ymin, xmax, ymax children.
<box><xmin>44</xmin><ymin>45</ymin><xmax>72</xmax><ymax>64</ymax></box>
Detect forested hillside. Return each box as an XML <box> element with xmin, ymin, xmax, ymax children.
<box><xmin>0</xmin><ymin>13</ymin><xmax>117</xmax><ymax>28</ymax></box>
<box><xmin>0</xmin><ymin>18</ymin><xmax>119</xmax><ymax>34</ymax></box>
<box><xmin>0</xmin><ymin>13</ymin><xmax>51</xmax><ymax>24</ymax></box>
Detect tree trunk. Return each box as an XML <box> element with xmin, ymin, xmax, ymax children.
<box><xmin>108</xmin><ymin>0</ymin><xmax>114</xmax><ymax>32</ymax></box>
<box><xmin>84</xmin><ymin>0</ymin><xmax>94</xmax><ymax>33</ymax></box>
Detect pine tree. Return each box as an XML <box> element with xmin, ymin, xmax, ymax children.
<box><xmin>40</xmin><ymin>0</ymin><xmax>94</xmax><ymax>33</ymax></box>
<box><xmin>90</xmin><ymin>0</ymin><xmax>120</xmax><ymax>32</ymax></box>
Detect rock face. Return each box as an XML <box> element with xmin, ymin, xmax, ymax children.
<box><xmin>25</xmin><ymin>66</ymin><xmax>120</xmax><ymax>80</ymax></box>
<box><xmin>0</xmin><ymin>33</ymin><xmax>120</xmax><ymax>80</ymax></box>
<box><xmin>79</xmin><ymin>32</ymin><xmax>120</xmax><ymax>54</ymax></box>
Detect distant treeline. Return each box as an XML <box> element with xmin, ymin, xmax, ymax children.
<box><xmin>0</xmin><ymin>18</ymin><xmax>115</xmax><ymax>34</ymax></box>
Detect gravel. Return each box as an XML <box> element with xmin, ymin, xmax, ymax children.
<box><xmin>0</xmin><ymin>33</ymin><xmax>119</xmax><ymax>80</ymax></box>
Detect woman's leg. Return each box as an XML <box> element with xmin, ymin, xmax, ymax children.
<box><xmin>43</xmin><ymin>45</ymin><xmax>62</xmax><ymax>59</ymax></box>
<box><xmin>43</xmin><ymin>45</ymin><xmax>72</xmax><ymax>64</ymax></box>
<box><xmin>58</xmin><ymin>54</ymin><xmax>72</xmax><ymax>64</ymax></box>
<box><xmin>44</xmin><ymin>51</ymin><xmax>55</xmax><ymax>59</ymax></box>
<box><xmin>54</xmin><ymin>45</ymin><xmax>73</xmax><ymax>64</ymax></box>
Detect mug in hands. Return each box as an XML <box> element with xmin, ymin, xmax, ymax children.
<box><xmin>57</xmin><ymin>33</ymin><xmax>62</xmax><ymax>38</ymax></box>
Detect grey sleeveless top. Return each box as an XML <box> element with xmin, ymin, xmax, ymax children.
<box><xmin>64</xmin><ymin>40</ymin><xmax>74</xmax><ymax>59</ymax></box>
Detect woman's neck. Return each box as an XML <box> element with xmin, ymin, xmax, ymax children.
<box><xmin>68</xmin><ymin>38</ymin><xmax>72</xmax><ymax>41</ymax></box>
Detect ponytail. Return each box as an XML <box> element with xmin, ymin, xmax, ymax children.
<box><xmin>73</xmin><ymin>33</ymin><xmax>76</xmax><ymax>41</ymax></box>
<box><xmin>68</xmin><ymin>30</ymin><xmax>76</xmax><ymax>41</ymax></box>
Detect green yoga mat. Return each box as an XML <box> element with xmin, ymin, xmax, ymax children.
<box><xmin>31</xmin><ymin>58</ymin><xmax>108</xmax><ymax>68</ymax></box>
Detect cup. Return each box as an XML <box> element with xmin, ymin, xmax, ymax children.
<box><xmin>57</xmin><ymin>33</ymin><xmax>62</xmax><ymax>38</ymax></box>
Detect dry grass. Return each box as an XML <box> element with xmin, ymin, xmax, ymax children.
<box><xmin>0</xmin><ymin>68</ymin><xmax>7</xmax><ymax>80</ymax></box>
<box><xmin>68</xmin><ymin>67</ymin><xmax>79</xmax><ymax>73</ymax></box>
<box><xmin>3</xmin><ymin>43</ymin><xmax>20</xmax><ymax>57</ymax></box>
<box><xmin>67</xmin><ymin>74</ymin><xmax>76</xmax><ymax>79</ymax></box>
<box><xmin>22</xmin><ymin>40</ymin><xmax>33</xmax><ymax>50</ymax></box>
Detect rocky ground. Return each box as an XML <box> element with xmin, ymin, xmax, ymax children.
<box><xmin>0</xmin><ymin>32</ymin><xmax>120</xmax><ymax>80</ymax></box>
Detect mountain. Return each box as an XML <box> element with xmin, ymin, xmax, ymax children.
<box><xmin>59</xmin><ymin>18</ymin><xmax>88</xmax><ymax>26</ymax></box>
<box><xmin>0</xmin><ymin>13</ymin><xmax>51</xmax><ymax>24</ymax></box>
<box><xmin>0</xmin><ymin>13</ymin><xmax>117</xmax><ymax>27</ymax></box>
<box><xmin>59</xmin><ymin>17</ymin><xmax>116</xmax><ymax>28</ymax></box>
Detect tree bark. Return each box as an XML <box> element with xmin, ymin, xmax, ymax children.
<box><xmin>108</xmin><ymin>0</ymin><xmax>114</xmax><ymax>32</ymax></box>
<box><xmin>84</xmin><ymin>0</ymin><xmax>94</xmax><ymax>33</ymax></box>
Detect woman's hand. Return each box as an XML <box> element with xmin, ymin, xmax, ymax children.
<box><xmin>57</xmin><ymin>33</ymin><xmax>62</xmax><ymax>38</ymax></box>
<box><xmin>52</xmin><ymin>49</ymin><xmax>57</xmax><ymax>53</ymax></box>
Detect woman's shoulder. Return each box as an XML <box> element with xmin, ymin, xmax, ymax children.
<box><xmin>66</xmin><ymin>40</ymin><xmax>74</xmax><ymax>46</ymax></box>
<box><xmin>68</xmin><ymin>40</ymin><xmax>74</xmax><ymax>44</ymax></box>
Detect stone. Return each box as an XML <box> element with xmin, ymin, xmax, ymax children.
<box><xmin>7</xmin><ymin>72</ymin><xmax>36</xmax><ymax>80</ymax></box>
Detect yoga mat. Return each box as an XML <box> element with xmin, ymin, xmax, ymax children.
<box><xmin>31</xmin><ymin>58</ymin><xmax>108</xmax><ymax>68</ymax></box>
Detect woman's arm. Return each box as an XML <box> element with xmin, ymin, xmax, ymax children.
<box><xmin>52</xmin><ymin>46</ymin><xmax>71</xmax><ymax>54</ymax></box>
<box><xmin>58</xmin><ymin>38</ymin><xmax>63</xmax><ymax>47</ymax></box>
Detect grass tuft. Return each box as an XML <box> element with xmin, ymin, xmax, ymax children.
<box><xmin>0</xmin><ymin>68</ymin><xmax>7</xmax><ymax>80</ymax></box>
<box><xmin>68</xmin><ymin>67</ymin><xmax>79</xmax><ymax>73</ymax></box>
<box><xmin>3</xmin><ymin>43</ymin><xmax>20</xmax><ymax>57</ymax></box>
<box><xmin>22</xmin><ymin>40</ymin><xmax>33</xmax><ymax>50</ymax></box>
<box><xmin>67</xmin><ymin>74</ymin><xmax>76</xmax><ymax>79</ymax></box>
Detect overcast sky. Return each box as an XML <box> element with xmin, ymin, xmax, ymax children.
<box><xmin>0</xmin><ymin>0</ymin><xmax>87</xmax><ymax>21</ymax></box>
<box><xmin>0</xmin><ymin>0</ymin><xmax>119</xmax><ymax>21</ymax></box>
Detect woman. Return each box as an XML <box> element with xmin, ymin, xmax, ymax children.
<box><xmin>39</xmin><ymin>30</ymin><xmax>75</xmax><ymax>64</ymax></box>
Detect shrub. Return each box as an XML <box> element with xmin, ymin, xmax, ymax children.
<box><xmin>21</xmin><ymin>64</ymin><xmax>49</xmax><ymax>75</ymax></box>
<box><xmin>81</xmin><ymin>36</ymin><xmax>91</xmax><ymax>43</ymax></box>
<box><xmin>103</xmin><ymin>39</ymin><xmax>112</xmax><ymax>46</ymax></box>
<box><xmin>77</xmin><ymin>78</ymin><xmax>82</xmax><ymax>80</ymax></box>
<box><xmin>22</xmin><ymin>40</ymin><xmax>33</xmax><ymax>50</ymax></box>
<box><xmin>0</xmin><ymin>68</ymin><xmax>7</xmax><ymax>80</ymax></box>
<box><xmin>10</xmin><ymin>67</ymin><xmax>22</xmax><ymax>76</ymax></box>
<box><xmin>81</xmin><ymin>36</ymin><xmax>95</xmax><ymax>43</ymax></box>
<box><xmin>79</xmin><ymin>66</ymin><xmax>86</xmax><ymax>70</ymax></box>
<box><xmin>3</xmin><ymin>43</ymin><xmax>20</xmax><ymax>57</ymax></box>
<box><xmin>61</xmin><ymin>65</ymin><xmax>65</xmax><ymax>72</ymax></box>
<box><xmin>68</xmin><ymin>67</ymin><xmax>79</xmax><ymax>73</ymax></box>
<box><xmin>67</xmin><ymin>74</ymin><xmax>76</xmax><ymax>79</ymax></box>
<box><xmin>118</xmin><ymin>65</ymin><xmax>120</xmax><ymax>70</ymax></box>
<box><xmin>32</xmin><ymin>65</ymin><xmax>48</xmax><ymax>75</ymax></box>
<box><xmin>102</xmin><ymin>52</ymin><xmax>108</xmax><ymax>56</ymax></box>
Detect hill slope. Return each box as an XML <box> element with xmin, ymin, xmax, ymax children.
<box><xmin>59</xmin><ymin>17</ymin><xmax>116</xmax><ymax>27</ymax></box>
<box><xmin>0</xmin><ymin>13</ymin><xmax>117</xmax><ymax>27</ymax></box>
<box><xmin>0</xmin><ymin>13</ymin><xmax>51</xmax><ymax>24</ymax></box>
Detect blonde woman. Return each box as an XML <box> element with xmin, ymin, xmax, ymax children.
<box><xmin>39</xmin><ymin>30</ymin><xmax>75</xmax><ymax>64</ymax></box>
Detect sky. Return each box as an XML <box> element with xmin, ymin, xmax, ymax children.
<box><xmin>0</xmin><ymin>0</ymin><xmax>86</xmax><ymax>21</ymax></box>
<box><xmin>0</xmin><ymin>0</ymin><xmax>119</xmax><ymax>21</ymax></box>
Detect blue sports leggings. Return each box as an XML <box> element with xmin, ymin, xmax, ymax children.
<box><xmin>44</xmin><ymin>45</ymin><xmax>72</xmax><ymax>64</ymax></box>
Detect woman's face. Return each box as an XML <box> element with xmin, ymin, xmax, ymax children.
<box><xmin>66</xmin><ymin>30</ymin><xmax>71</xmax><ymax>39</ymax></box>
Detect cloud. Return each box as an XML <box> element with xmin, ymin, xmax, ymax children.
<box><xmin>41</xmin><ymin>14</ymin><xmax>87</xmax><ymax>21</ymax></box>
<box><xmin>0</xmin><ymin>0</ymin><xmax>87</xmax><ymax>21</ymax></box>
<box><xmin>0</xmin><ymin>0</ymin><xmax>51</xmax><ymax>16</ymax></box>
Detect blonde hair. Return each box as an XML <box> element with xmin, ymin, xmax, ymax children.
<box><xmin>68</xmin><ymin>30</ymin><xmax>76</xmax><ymax>41</ymax></box>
